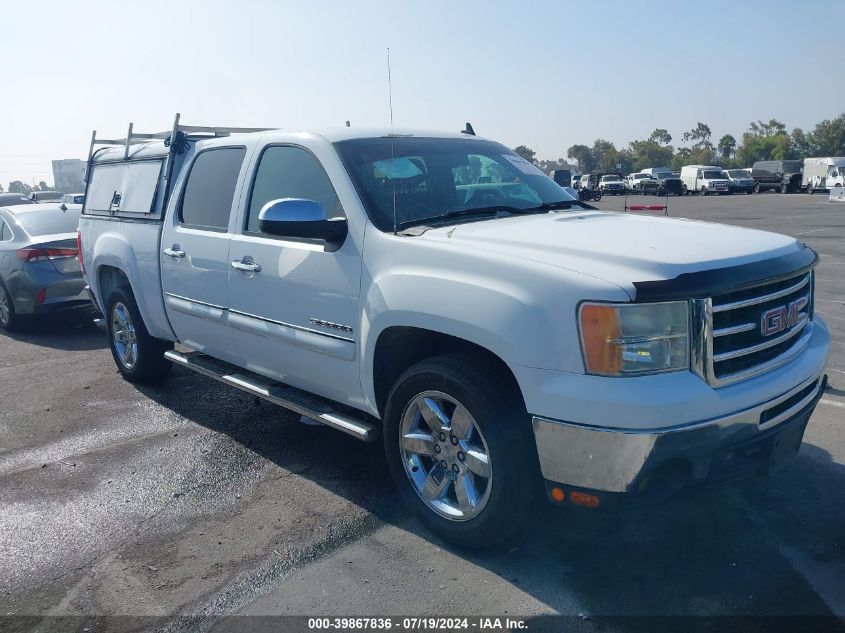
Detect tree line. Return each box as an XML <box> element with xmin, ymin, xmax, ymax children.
<box><xmin>513</xmin><ymin>113</ymin><xmax>845</xmax><ymax>175</ymax></box>
<box><xmin>2</xmin><ymin>181</ymin><xmax>55</xmax><ymax>194</ymax></box>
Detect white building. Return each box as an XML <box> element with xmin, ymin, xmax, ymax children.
<box><xmin>52</xmin><ymin>159</ymin><xmax>86</xmax><ymax>193</ymax></box>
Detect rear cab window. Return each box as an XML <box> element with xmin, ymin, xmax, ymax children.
<box><xmin>180</xmin><ymin>147</ymin><xmax>247</xmax><ymax>231</ymax></box>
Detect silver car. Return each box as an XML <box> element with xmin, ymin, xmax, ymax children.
<box><xmin>0</xmin><ymin>203</ymin><xmax>89</xmax><ymax>331</ymax></box>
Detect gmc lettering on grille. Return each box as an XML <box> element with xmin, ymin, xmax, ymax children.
<box><xmin>760</xmin><ymin>296</ymin><xmax>808</xmax><ymax>337</ymax></box>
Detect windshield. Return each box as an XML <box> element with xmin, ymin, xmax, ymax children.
<box><xmin>600</xmin><ymin>175</ymin><xmax>620</xmax><ymax>182</ymax></box>
<box><xmin>702</xmin><ymin>170</ymin><xmax>726</xmax><ymax>179</ymax></box>
<box><xmin>16</xmin><ymin>208</ymin><xmax>81</xmax><ymax>236</ymax></box>
<box><xmin>632</xmin><ymin>174</ymin><xmax>649</xmax><ymax>180</ymax></box>
<box><xmin>727</xmin><ymin>170</ymin><xmax>748</xmax><ymax>178</ymax></box>
<box><xmin>782</xmin><ymin>161</ymin><xmax>803</xmax><ymax>173</ymax></box>
<box><xmin>335</xmin><ymin>137</ymin><xmax>576</xmax><ymax>231</ymax></box>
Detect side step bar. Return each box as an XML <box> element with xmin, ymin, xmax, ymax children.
<box><xmin>164</xmin><ymin>350</ymin><xmax>379</xmax><ymax>442</ymax></box>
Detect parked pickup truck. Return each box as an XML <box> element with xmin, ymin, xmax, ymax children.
<box><xmin>79</xmin><ymin>117</ymin><xmax>830</xmax><ymax>547</ymax></box>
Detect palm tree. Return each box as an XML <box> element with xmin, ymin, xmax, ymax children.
<box><xmin>717</xmin><ymin>134</ymin><xmax>736</xmax><ymax>160</ymax></box>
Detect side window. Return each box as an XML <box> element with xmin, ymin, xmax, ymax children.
<box><xmin>0</xmin><ymin>219</ymin><xmax>9</xmax><ymax>241</ymax></box>
<box><xmin>245</xmin><ymin>146</ymin><xmax>344</xmax><ymax>234</ymax></box>
<box><xmin>180</xmin><ymin>147</ymin><xmax>246</xmax><ymax>231</ymax></box>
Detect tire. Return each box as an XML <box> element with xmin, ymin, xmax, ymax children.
<box><xmin>700</xmin><ymin>187</ymin><xmax>708</xmax><ymax>196</ymax></box>
<box><xmin>106</xmin><ymin>286</ymin><xmax>173</xmax><ymax>384</ymax></box>
<box><xmin>807</xmin><ymin>183</ymin><xmax>814</xmax><ymax>195</ymax></box>
<box><xmin>383</xmin><ymin>354</ymin><xmax>537</xmax><ymax>548</ymax></box>
<box><xmin>682</xmin><ymin>184</ymin><xmax>688</xmax><ymax>195</ymax></box>
<box><xmin>593</xmin><ymin>190</ymin><xmax>602</xmax><ymax>201</ymax></box>
<box><xmin>0</xmin><ymin>282</ymin><xmax>22</xmax><ymax>332</ymax></box>
<box><xmin>753</xmin><ymin>183</ymin><xmax>761</xmax><ymax>194</ymax></box>
<box><xmin>780</xmin><ymin>183</ymin><xmax>788</xmax><ymax>194</ymax></box>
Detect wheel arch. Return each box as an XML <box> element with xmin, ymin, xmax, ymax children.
<box><xmin>370</xmin><ymin>325</ymin><xmax>524</xmax><ymax>420</ymax></box>
<box><xmin>88</xmin><ymin>230</ymin><xmax>174</xmax><ymax>341</ymax></box>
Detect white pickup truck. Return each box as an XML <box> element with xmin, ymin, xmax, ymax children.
<box><xmin>79</xmin><ymin>117</ymin><xmax>830</xmax><ymax>546</ymax></box>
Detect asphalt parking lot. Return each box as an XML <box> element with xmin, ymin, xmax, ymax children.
<box><xmin>1</xmin><ymin>192</ymin><xmax>844</xmax><ymax>631</ymax></box>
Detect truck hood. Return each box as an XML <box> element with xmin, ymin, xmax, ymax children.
<box><xmin>419</xmin><ymin>210</ymin><xmax>801</xmax><ymax>298</ymax></box>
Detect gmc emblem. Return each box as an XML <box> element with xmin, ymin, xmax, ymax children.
<box><xmin>761</xmin><ymin>296</ymin><xmax>808</xmax><ymax>337</ymax></box>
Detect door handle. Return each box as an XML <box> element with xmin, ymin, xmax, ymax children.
<box><xmin>163</xmin><ymin>245</ymin><xmax>185</xmax><ymax>258</ymax></box>
<box><xmin>231</xmin><ymin>258</ymin><xmax>261</xmax><ymax>273</ymax></box>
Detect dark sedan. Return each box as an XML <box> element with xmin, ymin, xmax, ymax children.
<box><xmin>0</xmin><ymin>193</ymin><xmax>36</xmax><ymax>207</ymax></box>
<box><xmin>0</xmin><ymin>204</ymin><xmax>90</xmax><ymax>331</ymax></box>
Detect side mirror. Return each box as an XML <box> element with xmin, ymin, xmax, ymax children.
<box><xmin>258</xmin><ymin>198</ymin><xmax>347</xmax><ymax>251</ymax></box>
<box><xmin>60</xmin><ymin>203</ymin><xmax>67</xmax><ymax>211</ymax></box>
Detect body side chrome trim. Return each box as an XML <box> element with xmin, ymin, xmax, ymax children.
<box><xmin>163</xmin><ymin>291</ymin><xmax>226</xmax><ymax>310</ymax></box>
<box><xmin>229</xmin><ymin>308</ymin><xmax>355</xmax><ymax>343</ymax></box>
<box><xmin>227</xmin><ymin>310</ymin><xmax>355</xmax><ymax>361</ymax></box>
<box><xmin>164</xmin><ymin>292</ymin><xmax>226</xmax><ymax>323</ymax></box>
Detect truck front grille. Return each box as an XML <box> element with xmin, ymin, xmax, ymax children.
<box><xmin>706</xmin><ymin>271</ymin><xmax>813</xmax><ymax>384</ymax></box>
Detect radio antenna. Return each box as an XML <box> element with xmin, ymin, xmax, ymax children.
<box><xmin>388</xmin><ymin>47</ymin><xmax>398</xmax><ymax>234</ymax></box>
<box><xmin>387</xmin><ymin>48</ymin><xmax>394</xmax><ymax>128</ymax></box>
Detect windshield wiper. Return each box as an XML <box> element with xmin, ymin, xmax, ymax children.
<box><xmin>397</xmin><ymin>205</ymin><xmax>536</xmax><ymax>230</ymax></box>
<box><xmin>530</xmin><ymin>200</ymin><xmax>578</xmax><ymax>211</ymax></box>
<box><xmin>447</xmin><ymin>204</ymin><xmax>545</xmax><ymax>217</ymax></box>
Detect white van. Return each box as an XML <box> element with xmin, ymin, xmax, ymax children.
<box><xmin>680</xmin><ymin>165</ymin><xmax>730</xmax><ymax>195</ymax></box>
<box><xmin>803</xmin><ymin>157</ymin><xmax>845</xmax><ymax>193</ymax></box>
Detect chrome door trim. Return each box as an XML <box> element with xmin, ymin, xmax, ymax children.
<box><xmin>164</xmin><ymin>292</ymin><xmax>226</xmax><ymax>324</ymax></box>
<box><xmin>228</xmin><ymin>308</ymin><xmax>354</xmax><ymax>343</ymax></box>
<box><xmin>227</xmin><ymin>309</ymin><xmax>355</xmax><ymax>361</ymax></box>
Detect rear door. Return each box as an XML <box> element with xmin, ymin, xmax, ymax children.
<box><xmin>160</xmin><ymin>145</ymin><xmax>250</xmax><ymax>364</ymax></box>
<box><xmin>226</xmin><ymin>142</ymin><xmax>362</xmax><ymax>406</ymax></box>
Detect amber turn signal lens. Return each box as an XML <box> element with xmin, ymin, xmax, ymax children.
<box><xmin>550</xmin><ymin>487</ymin><xmax>565</xmax><ymax>503</ymax></box>
<box><xmin>579</xmin><ymin>304</ymin><xmax>622</xmax><ymax>375</ymax></box>
<box><xmin>570</xmin><ymin>491</ymin><xmax>600</xmax><ymax>508</ymax></box>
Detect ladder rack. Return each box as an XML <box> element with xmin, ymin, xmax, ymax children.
<box><xmin>86</xmin><ymin>112</ymin><xmax>274</xmax><ymax>164</ymax></box>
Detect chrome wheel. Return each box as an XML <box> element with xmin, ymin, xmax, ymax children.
<box><xmin>0</xmin><ymin>287</ymin><xmax>10</xmax><ymax>326</ymax></box>
<box><xmin>399</xmin><ymin>391</ymin><xmax>492</xmax><ymax>521</ymax></box>
<box><xmin>111</xmin><ymin>302</ymin><xmax>138</xmax><ymax>370</ymax></box>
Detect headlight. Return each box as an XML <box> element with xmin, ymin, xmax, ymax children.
<box><xmin>579</xmin><ymin>301</ymin><xmax>689</xmax><ymax>376</ymax></box>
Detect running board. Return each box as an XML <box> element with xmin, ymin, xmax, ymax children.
<box><xmin>164</xmin><ymin>350</ymin><xmax>379</xmax><ymax>442</ymax></box>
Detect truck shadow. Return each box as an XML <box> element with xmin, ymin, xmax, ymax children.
<box><xmin>136</xmin><ymin>370</ymin><xmax>844</xmax><ymax>624</ymax></box>
<box><xmin>1</xmin><ymin>313</ymin><xmax>107</xmax><ymax>352</ymax></box>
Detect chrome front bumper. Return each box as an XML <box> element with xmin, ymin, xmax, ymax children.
<box><xmin>532</xmin><ymin>371</ymin><xmax>826</xmax><ymax>494</ymax></box>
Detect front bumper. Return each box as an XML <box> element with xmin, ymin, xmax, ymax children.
<box><xmin>533</xmin><ymin>372</ymin><xmax>826</xmax><ymax>500</ymax></box>
<box><xmin>521</xmin><ymin>317</ymin><xmax>829</xmax><ymax>501</ymax></box>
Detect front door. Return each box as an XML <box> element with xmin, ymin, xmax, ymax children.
<box><xmin>160</xmin><ymin>146</ymin><xmax>248</xmax><ymax>364</ymax></box>
<box><xmin>227</xmin><ymin>143</ymin><xmax>362</xmax><ymax>407</ymax></box>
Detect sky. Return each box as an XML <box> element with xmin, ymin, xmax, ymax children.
<box><xmin>2</xmin><ymin>0</ymin><xmax>844</xmax><ymax>187</ymax></box>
